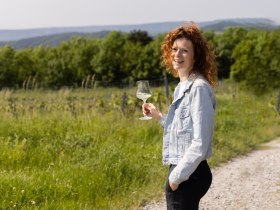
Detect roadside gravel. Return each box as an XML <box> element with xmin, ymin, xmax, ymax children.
<box><xmin>143</xmin><ymin>138</ymin><xmax>280</xmax><ymax>210</ymax></box>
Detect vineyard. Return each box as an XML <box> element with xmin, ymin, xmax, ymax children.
<box><xmin>0</xmin><ymin>81</ymin><xmax>279</xmax><ymax>209</ymax></box>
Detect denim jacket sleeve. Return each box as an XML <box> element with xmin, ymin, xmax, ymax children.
<box><xmin>159</xmin><ymin>114</ymin><xmax>167</xmax><ymax>128</ymax></box>
<box><xmin>169</xmin><ymin>83</ymin><xmax>215</xmax><ymax>185</ymax></box>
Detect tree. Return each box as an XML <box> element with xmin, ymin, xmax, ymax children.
<box><xmin>215</xmin><ymin>27</ymin><xmax>248</xmax><ymax>79</ymax></box>
<box><xmin>91</xmin><ymin>31</ymin><xmax>127</xmax><ymax>85</ymax></box>
<box><xmin>231</xmin><ymin>30</ymin><xmax>280</xmax><ymax>94</ymax></box>
<box><xmin>134</xmin><ymin>34</ymin><xmax>165</xmax><ymax>80</ymax></box>
<box><xmin>41</xmin><ymin>42</ymin><xmax>76</xmax><ymax>88</ymax></box>
<box><xmin>69</xmin><ymin>37</ymin><xmax>100</xmax><ymax>85</ymax></box>
<box><xmin>128</xmin><ymin>30</ymin><xmax>152</xmax><ymax>46</ymax></box>
<box><xmin>14</xmin><ymin>48</ymin><xmax>37</xmax><ymax>88</ymax></box>
<box><xmin>121</xmin><ymin>41</ymin><xmax>144</xmax><ymax>84</ymax></box>
<box><xmin>0</xmin><ymin>46</ymin><xmax>17</xmax><ymax>88</ymax></box>
<box><xmin>31</xmin><ymin>45</ymin><xmax>51</xmax><ymax>88</ymax></box>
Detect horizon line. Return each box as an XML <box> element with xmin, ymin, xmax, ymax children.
<box><xmin>0</xmin><ymin>17</ymin><xmax>277</xmax><ymax>31</ymax></box>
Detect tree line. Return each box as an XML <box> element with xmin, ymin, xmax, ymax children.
<box><xmin>0</xmin><ymin>28</ymin><xmax>279</xmax><ymax>94</ymax></box>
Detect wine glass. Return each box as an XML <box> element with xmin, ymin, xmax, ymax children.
<box><xmin>136</xmin><ymin>80</ymin><xmax>152</xmax><ymax>120</ymax></box>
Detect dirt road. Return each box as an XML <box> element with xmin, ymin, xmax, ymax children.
<box><xmin>144</xmin><ymin>138</ymin><xmax>280</xmax><ymax>210</ymax></box>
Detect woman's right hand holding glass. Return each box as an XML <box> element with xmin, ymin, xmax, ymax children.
<box><xmin>142</xmin><ymin>103</ymin><xmax>163</xmax><ymax>121</ymax></box>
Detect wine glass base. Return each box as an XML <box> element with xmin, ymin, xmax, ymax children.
<box><xmin>139</xmin><ymin>116</ymin><xmax>152</xmax><ymax>120</ymax></box>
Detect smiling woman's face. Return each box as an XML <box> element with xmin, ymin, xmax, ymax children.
<box><xmin>171</xmin><ymin>38</ymin><xmax>195</xmax><ymax>80</ymax></box>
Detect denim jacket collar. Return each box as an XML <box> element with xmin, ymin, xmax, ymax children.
<box><xmin>172</xmin><ymin>73</ymin><xmax>197</xmax><ymax>104</ymax></box>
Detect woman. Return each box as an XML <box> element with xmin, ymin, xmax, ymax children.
<box><xmin>142</xmin><ymin>22</ymin><xmax>217</xmax><ymax>209</ymax></box>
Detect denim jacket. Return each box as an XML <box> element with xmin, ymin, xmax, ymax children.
<box><xmin>160</xmin><ymin>74</ymin><xmax>216</xmax><ymax>185</ymax></box>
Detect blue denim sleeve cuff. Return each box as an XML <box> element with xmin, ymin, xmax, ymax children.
<box><xmin>159</xmin><ymin>114</ymin><xmax>167</xmax><ymax>128</ymax></box>
<box><xmin>169</xmin><ymin>167</ymin><xmax>182</xmax><ymax>185</ymax></box>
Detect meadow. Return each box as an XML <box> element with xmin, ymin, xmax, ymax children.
<box><xmin>0</xmin><ymin>81</ymin><xmax>279</xmax><ymax>209</ymax></box>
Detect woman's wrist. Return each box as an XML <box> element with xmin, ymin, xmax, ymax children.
<box><xmin>155</xmin><ymin>112</ymin><xmax>163</xmax><ymax>121</ymax></box>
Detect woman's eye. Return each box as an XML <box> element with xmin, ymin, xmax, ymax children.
<box><xmin>171</xmin><ymin>48</ymin><xmax>188</xmax><ymax>54</ymax></box>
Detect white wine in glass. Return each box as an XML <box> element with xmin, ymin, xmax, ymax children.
<box><xmin>136</xmin><ymin>80</ymin><xmax>152</xmax><ymax>120</ymax></box>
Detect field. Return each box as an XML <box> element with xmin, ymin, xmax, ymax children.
<box><xmin>0</xmin><ymin>81</ymin><xmax>279</xmax><ymax>209</ymax></box>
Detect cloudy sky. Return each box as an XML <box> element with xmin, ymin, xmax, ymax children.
<box><xmin>1</xmin><ymin>0</ymin><xmax>279</xmax><ymax>29</ymax></box>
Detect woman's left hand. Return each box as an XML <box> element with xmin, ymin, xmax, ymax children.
<box><xmin>169</xmin><ymin>181</ymin><xmax>179</xmax><ymax>191</ymax></box>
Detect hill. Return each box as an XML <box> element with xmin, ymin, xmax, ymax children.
<box><xmin>0</xmin><ymin>31</ymin><xmax>110</xmax><ymax>49</ymax></box>
<box><xmin>200</xmin><ymin>18</ymin><xmax>278</xmax><ymax>31</ymax></box>
<box><xmin>0</xmin><ymin>18</ymin><xmax>278</xmax><ymax>49</ymax></box>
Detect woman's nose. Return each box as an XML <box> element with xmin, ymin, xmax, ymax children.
<box><xmin>174</xmin><ymin>50</ymin><xmax>182</xmax><ymax>57</ymax></box>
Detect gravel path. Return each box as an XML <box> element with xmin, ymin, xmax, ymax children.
<box><xmin>143</xmin><ymin>138</ymin><xmax>280</xmax><ymax>210</ymax></box>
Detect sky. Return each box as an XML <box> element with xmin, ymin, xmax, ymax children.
<box><xmin>1</xmin><ymin>0</ymin><xmax>279</xmax><ymax>29</ymax></box>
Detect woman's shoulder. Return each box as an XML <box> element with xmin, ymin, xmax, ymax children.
<box><xmin>190</xmin><ymin>75</ymin><xmax>216</xmax><ymax>105</ymax></box>
<box><xmin>192</xmin><ymin>75</ymin><xmax>211</xmax><ymax>88</ymax></box>
<box><xmin>190</xmin><ymin>75</ymin><xmax>215</xmax><ymax>98</ymax></box>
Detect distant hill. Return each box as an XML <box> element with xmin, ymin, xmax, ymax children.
<box><xmin>200</xmin><ymin>18</ymin><xmax>278</xmax><ymax>31</ymax></box>
<box><xmin>0</xmin><ymin>18</ymin><xmax>278</xmax><ymax>49</ymax></box>
<box><xmin>0</xmin><ymin>31</ymin><xmax>110</xmax><ymax>49</ymax></box>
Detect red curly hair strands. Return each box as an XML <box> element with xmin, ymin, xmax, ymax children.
<box><xmin>161</xmin><ymin>22</ymin><xmax>217</xmax><ymax>87</ymax></box>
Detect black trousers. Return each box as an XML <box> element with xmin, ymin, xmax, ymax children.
<box><xmin>165</xmin><ymin>160</ymin><xmax>212</xmax><ymax>210</ymax></box>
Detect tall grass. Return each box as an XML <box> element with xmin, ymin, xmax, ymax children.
<box><xmin>211</xmin><ymin>82</ymin><xmax>280</xmax><ymax>166</ymax></box>
<box><xmin>0</xmin><ymin>82</ymin><xmax>279</xmax><ymax>209</ymax></box>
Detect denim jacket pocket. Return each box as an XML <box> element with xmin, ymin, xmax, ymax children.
<box><xmin>178</xmin><ymin>106</ymin><xmax>191</xmax><ymax>129</ymax></box>
<box><xmin>177</xmin><ymin>130</ymin><xmax>191</xmax><ymax>155</ymax></box>
<box><xmin>179</xmin><ymin>107</ymin><xmax>190</xmax><ymax>119</ymax></box>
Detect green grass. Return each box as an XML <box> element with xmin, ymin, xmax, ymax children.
<box><xmin>0</xmin><ymin>83</ymin><xmax>279</xmax><ymax>209</ymax></box>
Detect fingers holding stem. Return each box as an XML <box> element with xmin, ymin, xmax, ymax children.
<box><xmin>142</xmin><ymin>103</ymin><xmax>162</xmax><ymax>121</ymax></box>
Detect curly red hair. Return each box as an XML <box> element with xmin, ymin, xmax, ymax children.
<box><xmin>161</xmin><ymin>22</ymin><xmax>217</xmax><ymax>87</ymax></box>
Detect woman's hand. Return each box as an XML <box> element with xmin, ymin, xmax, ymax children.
<box><xmin>169</xmin><ymin>181</ymin><xmax>179</xmax><ymax>191</ymax></box>
<box><xmin>142</xmin><ymin>103</ymin><xmax>162</xmax><ymax>121</ymax></box>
